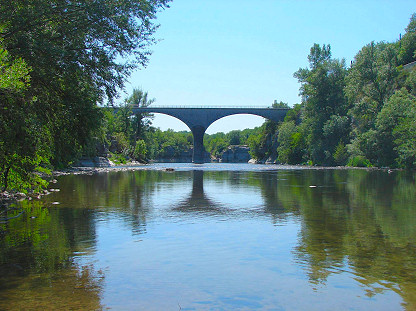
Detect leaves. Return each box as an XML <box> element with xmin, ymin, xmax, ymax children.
<box><xmin>0</xmin><ymin>1</ymin><xmax>170</xmax><ymax>192</ymax></box>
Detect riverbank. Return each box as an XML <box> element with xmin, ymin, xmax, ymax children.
<box><xmin>0</xmin><ymin>161</ymin><xmax>398</xmax><ymax>212</ymax></box>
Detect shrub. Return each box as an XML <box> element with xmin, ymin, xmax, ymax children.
<box><xmin>347</xmin><ymin>156</ymin><xmax>372</xmax><ymax>168</ymax></box>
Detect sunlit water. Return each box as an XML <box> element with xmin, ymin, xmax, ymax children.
<box><xmin>1</xmin><ymin>163</ymin><xmax>416</xmax><ymax>310</ymax></box>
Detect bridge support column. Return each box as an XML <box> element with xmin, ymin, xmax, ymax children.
<box><xmin>191</xmin><ymin>125</ymin><xmax>207</xmax><ymax>164</ymax></box>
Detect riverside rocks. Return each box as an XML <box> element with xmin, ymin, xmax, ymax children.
<box><xmin>220</xmin><ymin>145</ymin><xmax>251</xmax><ymax>163</ymax></box>
<box><xmin>75</xmin><ymin>157</ymin><xmax>115</xmax><ymax>167</ymax></box>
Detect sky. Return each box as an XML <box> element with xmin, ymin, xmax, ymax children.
<box><xmin>122</xmin><ymin>0</ymin><xmax>416</xmax><ymax>134</ymax></box>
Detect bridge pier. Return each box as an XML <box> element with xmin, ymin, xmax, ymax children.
<box><xmin>191</xmin><ymin>126</ymin><xmax>206</xmax><ymax>164</ymax></box>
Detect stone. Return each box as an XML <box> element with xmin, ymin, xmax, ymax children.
<box><xmin>220</xmin><ymin>145</ymin><xmax>251</xmax><ymax>163</ymax></box>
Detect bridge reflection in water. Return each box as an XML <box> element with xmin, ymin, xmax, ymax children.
<box><xmin>169</xmin><ymin>169</ymin><xmax>287</xmax><ymax>222</ymax></box>
<box><xmin>133</xmin><ymin>107</ymin><xmax>289</xmax><ymax>163</ymax></box>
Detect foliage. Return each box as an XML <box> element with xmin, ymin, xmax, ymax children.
<box><xmin>379</xmin><ymin>88</ymin><xmax>416</xmax><ymax>168</ymax></box>
<box><xmin>276</xmin><ymin>121</ymin><xmax>306</xmax><ymax>164</ymax></box>
<box><xmin>256</xmin><ymin>13</ymin><xmax>416</xmax><ymax>169</ymax></box>
<box><xmin>246</xmin><ymin>134</ymin><xmax>263</xmax><ymax>160</ymax></box>
<box><xmin>133</xmin><ymin>140</ymin><xmax>148</xmax><ymax>161</ymax></box>
<box><xmin>346</xmin><ymin>41</ymin><xmax>399</xmax><ymax>132</ymax></box>
<box><xmin>333</xmin><ymin>142</ymin><xmax>349</xmax><ymax>165</ymax></box>
<box><xmin>204</xmin><ymin>127</ymin><xmax>264</xmax><ymax>159</ymax></box>
<box><xmin>144</xmin><ymin>129</ymin><xmax>193</xmax><ymax>159</ymax></box>
<box><xmin>347</xmin><ymin>155</ymin><xmax>373</xmax><ymax>168</ymax></box>
<box><xmin>0</xmin><ymin>44</ymin><xmax>51</xmax><ymax>193</ymax></box>
<box><xmin>0</xmin><ymin>0</ymin><xmax>169</xmax><ymax>192</ymax></box>
<box><xmin>272</xmin><ymin>100</ymin><xmax>290</xmax><ymax>108</ymax></box>
<box><xmin>294</xmin><ymin>43</ymin><xmax>349</xmax><ymax>165</ymax></box>
<box><xmin>398</xmin><ymin>13</ymin><xmax>416</xmax><ymax>65</ymax></box>
<box><xmin>125</xmin><ymin>88</ymin><xmax>155</xmax><ymax>143</ymax></box>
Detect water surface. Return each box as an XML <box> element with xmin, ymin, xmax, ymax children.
<box><xmin>1</xmin><ymin>163</ymin><xmax>416</xmax><ymax>310</ymax></box>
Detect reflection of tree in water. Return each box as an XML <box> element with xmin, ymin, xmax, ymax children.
<box><xmin>248</xmin><ymin>171</ymin><xmax>302</xmax><ymax>222</ymax></box>
<box><xmin>0</xmin><ymin>263</ymin><xmax>104</xmax><ymax>310</ymax></box>
<box><xmin>0</xmin><ymin>200</ymin><xmax>103</xmax><ymax>310</ymax></box>
<box><xmin>2</xmin><ymin>169</ymin><xmax>416</xmax><ymax>309</ymax></box>
<box><xmin>282</xmin><ymin>170</ymin><xmax>416</xmax><ymax>309</ymax></box>
<box><xmin>52</xmin><ymin>170</ymin><xmax>176</xmax><ymax>235</ymax></box>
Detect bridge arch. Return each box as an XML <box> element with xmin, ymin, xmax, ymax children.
<box><xmin>132</xmin><ymin>107</ymin><xmax>289</xmax><ymax>163</ymax></box>
<box><xmin>206</xmin><ymin>113</ymin><xmax>267</xmax><ymax>134</ymax></box>
<box><xmin>150</xmin><ymin>112</ymin><xmax>191</xmax><ymax>132</ymax></box>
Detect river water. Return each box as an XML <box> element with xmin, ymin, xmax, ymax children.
<box><xmin>1</xmin><ymin>163</ymin><xmax>416</xmax><ymax>310</ymax></box>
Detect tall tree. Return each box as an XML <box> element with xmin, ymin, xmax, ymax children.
<box><xmin>0</xmin><ymin>44</ymin><xmax>50</xmax><ymax>192</ymax></box>
<box><xmin>125</xmin><ymin>88</ymin><xmax>155</xmax><ymax>143</ymax></box>
<box><xmin>398</xmin><ymin>13</ymin><xmax>416</xmax><ymax>65</ymax></box>
<box><xmin>0</xmin><ymin>0</ymin><xmax>170</xmax><ymax>168</ymax></box>
<box><xmin>345</xmin><ymin>41</ymin><xmax>400</xmax><ymax>165</ymax></box>
<box><xmin>345</xmin><ymin>41</ymin><xmax>399</xmax><ymax>132</ymax></box>
<box><xmin>294</xmin><ymin>44</ymin><xmax>349</xmax><ymax>164</ymax></box>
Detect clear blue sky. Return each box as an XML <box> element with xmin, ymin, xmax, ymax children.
<box><xmin>122</xmin><ymin>0</ymin><xmax>416</xmax><ymax>134</ymax></box>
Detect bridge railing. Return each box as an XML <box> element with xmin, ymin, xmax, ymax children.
<box><xmin>132</xmin><ymin>105</ymin><xmax>289</xmax><ymax>109</ymax></box>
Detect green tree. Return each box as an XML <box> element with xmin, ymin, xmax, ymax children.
<box><xmin>294</xmin><ymin>44</ymin><xmax>349</xmax><ymax>164</ymax></box>
<box><xmin>0</xmin><ymin>44</ymin><xmax>50</xmax><ymax>193</ymax></box>
<box><xmin>398</xmin><ymin>13</ymin><xmax>416</xmax><ymax>65</ymax></box>
<box><xmin>133</xmin><ymin>139</ymin><xmax>148</xmax><ymax>162</ymax></box>
<box><xmin>377</xmin><ymin>88</ymin><xmax>416</xmax><ymax>168</ymax></box>
<box><xmin>346</xmin><ymin>41</ymin><xmax>399</xmax><ymax>132</ymax></box>
<box><xmin>276</xmin><ymin>121</ymin><xmax>306</xmax><ymax>164</ymax></box>
<box><xmin>0</xmin><ymin>0</ymin><xmax>170</xmax><ymax>171</ymax></box>
<box><xmin>228</xmin><ymin>130</ymin><xmax>242</xmax><ymax>145</ymax></box>
<box><xmin>125</xmin><ymin>88</ymin><xmax>155</xmax><ymax>143</ymax></box>
<box><xmin>272</xmin><ymin>100</ymin><xmax>290</xmax><ymax>108</ymax></box>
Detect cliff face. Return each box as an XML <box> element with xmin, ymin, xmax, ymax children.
<box><xmin>220</xmin><ymin>145</ymin><xmax>251</xmax><ymax>163</ymax></box>
<box><xmin>154</xmin><ymin>146</ymin><xmax>210</xmax><ymax>163</ymax></box>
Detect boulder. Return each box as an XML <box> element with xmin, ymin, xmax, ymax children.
<box><xmin>220</xmin><ymin>145</ymin><xmax>251</xmax><ymax>163</ymax></box>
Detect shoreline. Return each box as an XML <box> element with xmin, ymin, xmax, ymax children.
<box><xmin>1</xmin><ymin>162</ymin><xmax>399</xmax><ymax>211</ymax></box>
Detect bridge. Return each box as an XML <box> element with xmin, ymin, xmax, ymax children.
<box><xmin>132</xmin><ymin>106</ymin><xmax>289</xmax><ymax>163</ymax></box>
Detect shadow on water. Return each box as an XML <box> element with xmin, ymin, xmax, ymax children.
<box><xmin>0</xmin><ymin>167</ymin><xmax>416</xmax><ymax>309</ymax></box>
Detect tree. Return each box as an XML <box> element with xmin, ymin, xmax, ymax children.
<box><xmin>346</xmin><ymin>41</ymin><xmax>399</xmax><ymax>132</ymax></box>
<box><xmin>272</xmin><ymin>100</ymin><xmax>289</xmax><ymax>108</ymax></box>
<box><xmin>294</xmin><ymin>44</ymin><xmax>349</xmax><ymax>164</ymax></box>
<box><xmin>0</xmin><ymin>43</ymin><xmax>50</xmax><ymax>193</ymax></box>
<box><xmin>276</xmin><ymin>121</ymin><xmax>306</xmax><ymax>164</ymax></box>
<box><xmin>345</xmin><ymin>39</ymin><xmax>403</xmax><ymax>166</ymax></box>
<box><xmin>377</xmin><ymin>88</ymin><xmax>416</xmax><ymax>168</ymax></box>
<box><xmin>0</xmin><ymin>0</ymin><xmax>170</xmax><ymax>170</ymax></box>
<box><xmin>133</xmin><ymin>139</ymin><xmax>148</xmax><ymax>162</ymax></box>
<box><xmin>228</xmin><ymin>130</ymin><xmax>242</xmax><ymax>145</ymax></box>
<box><xmin>398</xmin><ymin>13</ymin><xmax>416</xmax><ymax>65</ymax></box>
<box><xmin>125</xmin><ymin>88</ymin><xmax>155</xmax><ymax>143</ymax></box>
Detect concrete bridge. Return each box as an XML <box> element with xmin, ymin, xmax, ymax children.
<box><xmin>132</xmin><ymin>106</ymin><xmax>289</xmax><ymax>163</ymax></box>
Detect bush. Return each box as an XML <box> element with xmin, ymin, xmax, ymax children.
<box><xmin>333</xmin><ymin>142</ymin><xmax>349</xmax><ymax>165</ymax></box>
<box><xmin>347</xmin><ymin>156</ymin><xmax>372</xmax><ymax>168</ymax></box>
<box><xmin>133</xmin><ymin>140</ymin><xmax>147</xmax><ymax>161</ymax></box>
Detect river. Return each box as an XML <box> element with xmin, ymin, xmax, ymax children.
<box><xmin>1</xmin><ymin>163</ymin><xmax>416</xmax><ymax>310</ymax></box>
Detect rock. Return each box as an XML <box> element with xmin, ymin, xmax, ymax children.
<box><xmin>75</xmin><ymin>157</ymin><xmax>115</xmax><ymax>168</ymax></box>
<box><xmin>16</xmin><ymin>192</ymin><xmax>26</xmax><ymax>200</ymax></box>
<box><xmin>220</xmin><ymin>145</ymin><xmax>251</xmax><ymax>163</ymax></box>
